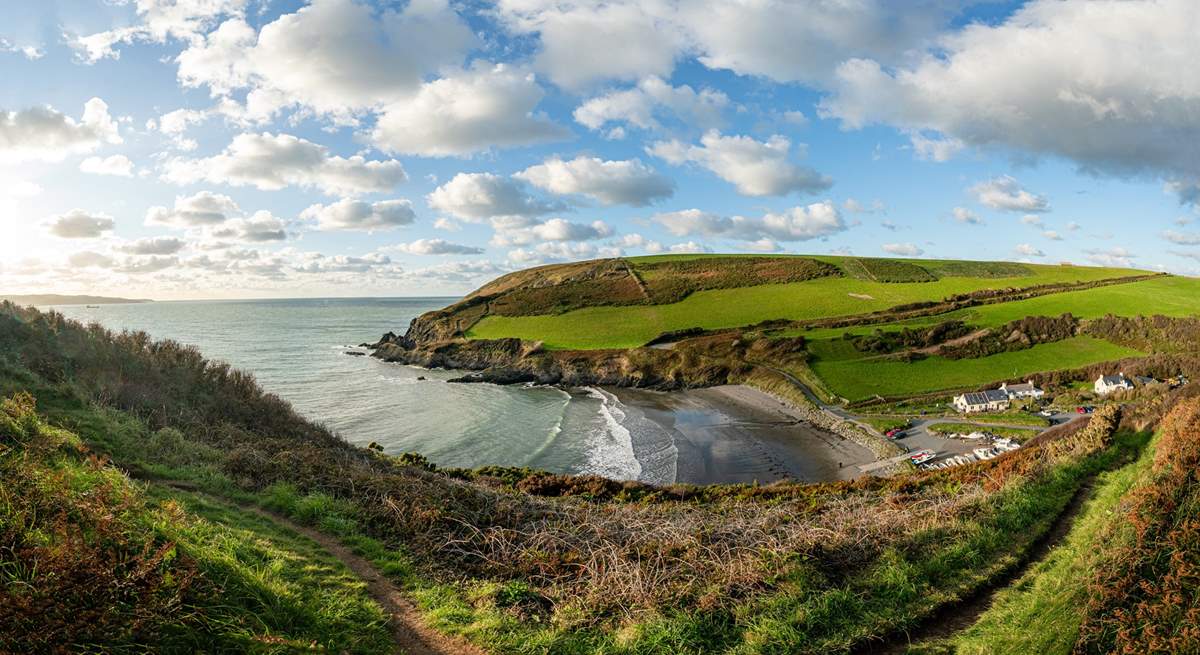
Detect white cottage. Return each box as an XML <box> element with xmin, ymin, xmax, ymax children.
<box><xmin>1094</xmin><ymin>373</ymin><xmax>1134</xmax><ymax>395</ymax></box>
<box><xmin>1000</xmin><ymin>381</ymin><xmax>1045</xmax><ymax>400</ymax></box>
<box><xmin>952</xmin><ymin>389</ymin><xmax>1012</xmax><ymax>413</ymax></box>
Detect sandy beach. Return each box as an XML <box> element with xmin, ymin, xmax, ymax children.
<box><xmin>610</xmin><ymin>384</ymin><xmax>875</xmax><ymax>485</ymax></box>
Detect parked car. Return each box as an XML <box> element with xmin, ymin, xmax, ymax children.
<box><xmin>1076</xmin><ymin>406</ymin><xmax>1087</xmax><ymax>414</ymax></box>
<box><xmin>1039</xmin><ymin>409</ymin><xmax>1055</xmax><ymax>417</ymax></box>
<box><xmin>885</xmin><ymin>428</ymin><xmax>906</xmax><ymax>439</ymax></box>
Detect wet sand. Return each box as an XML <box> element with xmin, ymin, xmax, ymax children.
<box><xmin>609</xmin><ymin>385</ymin><xmax>875</xmax><ymax>485</ymax></box>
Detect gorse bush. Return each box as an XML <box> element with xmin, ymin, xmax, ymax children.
<box><xmin>1073</xmin><ymin>395</ymin><xmax>1200</xmax><ymax>655</ymax></box>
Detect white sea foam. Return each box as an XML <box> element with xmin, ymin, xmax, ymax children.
<box><xmin>581</xmin><ymin>387</ymin><xmax>642</xmax><ymax>481</ymax></box>
<box><xmin>526</xmin><ymin>387</ymin><xmax>572</xmax><ymax>462</ymax></box>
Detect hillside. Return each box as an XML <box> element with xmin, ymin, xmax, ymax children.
<box><xmin>375</xmin><ymin>255</ymin><xmax>1197</xmax><ymax>406</ymax></box>
<box><xmin>3</xmin><ymin>299</ymin><xmax>1199</xmax><ymax>653</ymax></box>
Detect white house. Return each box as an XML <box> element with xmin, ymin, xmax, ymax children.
<box><xmin>1095</xmin><ymin>373</ymin><xmax>1134</xmax><ymax>395</ymax></box>
<box><xmin>953</xmin><ymin>389</ymin><xmax>1012</xmax><ymax>413</ymax></box>
<box><xmin>1000</xmin><ymin>381</ymin><xmax>1045</xmax><ymax>400</ymax></box>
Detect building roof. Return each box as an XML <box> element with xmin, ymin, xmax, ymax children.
<box><xmin>960</xmin><ymin>389</ymin><xmax>1010</xmax><ymax>405</ymax></box>
<box><xmin>1003</xmin><ymin>381</ymin><xmax>1040</xmax><ymax>393</ymax></box>
<box><xmin>1099</xmin><ymin>374</ymin><xmax>1131</xmax><ymax>386</ymax></box>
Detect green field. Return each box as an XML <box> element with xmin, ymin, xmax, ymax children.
<box><xmin>801</xmin><ymin>275</ymin><xmax>1200</xmax><ymax>341</ymax></box>
<box><xmin>469</xmin><ymin>264</ymin><xmax>1149</xmax><ymax>350</ymax></box>
<box><xmin>810</xmin><ymin>336</ymin><xmax>1143</xmax><ymax>401</ymax></box>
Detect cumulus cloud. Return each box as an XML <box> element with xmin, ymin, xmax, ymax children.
<box><xmin>427</xmin><ymin>173</ymin><xmax>562</xmax><ymax>221</ymax></box>
<box><xmin>515</xmin><ymin>156</ymin><xmax>674</xmax><ymax>206</ymax></box>
<box><xmin>1020</xmin><ymin>214</ymin><xmax>1043</xmax><ymax>226</ymax></box>
<box><xmin>392</xmin><ymin>238</ymin><xmax>484</xmax><ymax>255</ymax></box>
<box><xmin>163</xmin><ymin>132</ymin><xmax>406</xmax><ymax>195</ymax></box>
<box><xmin>910</xmin><ymin>132</ymin><xmax>965</xmax><ymax>162</ymax></box>
<box><xmin>0</xmin><ymin>98</ymin><xmax>121</xmax><ymax>163</ymax></box>
<box><xmin>1015</xmin><ymin>243</ymin><xmax>1045</xmax><ymax>258</ymax></box>
<box><xmin>146</xmin><ymin>191</ymin><xmax>241</xmax><ymax>227</ymax></box>
<box><xmin>844</xmin><ymin>198</ymin><xmax>885</xmax><ymax>214</ymax></box>
<box><xmin>613</xmin><ymin>233</ymin><xmax>664</xmax><ymax>253</ymax></box>
<box><xmin>496</xmin><ymin>0</ymin><xmax>961</xmax><ymax>89</ymax></box>
<box><xmin>491</xmin><ymin>217</ymin><xmax>614</xmax><ymax>247</ymax></box>
<box><xmin>882</xmin><ymin>242</ymin><xmax>923</xmax><ymax>256</ymax></box>
<box><xmin>497</xmin><ymin>1</ymin><xmax>686</xmax><ymax>90</ymax></box>
<box><xmin>1084</xmin><ymin>247</ymin><xmax>1137</xmax><ymax>268</ymax></box>
<box><xmin>574</xmin><ymin>76</ymin><xmax>728</xmax><ymax>132</ymax></box>
<box><xmin>302</xmin><ymin>198</ymin><xmax>416</xmax><ymax>232</ymax></box>
<box><xmin>408</xmin><ymin>259</ymin><xmax>509</xmax><ymax>284</ymax></box>
<box><xmin>45</xmin><ymin>209</ymin><xmax>116</xmax><ymax>238</ymax></box>
<box><xmin>1043</xmin><ymin>230</ymin><xmax>1063</xmax><ymax>241</ymax></box>
<box><xmin>175</xmin><ymin>0</ymin><xmax>475</xmax><ymax>122</ymax></box>
<box><xmin>648</xmin><ymin>131</ymin><xmax>831</xmax><ymax>197</ymax></box>
<box><xmin>72</xmin><ymin>0</ymin><xmax>248</xmax><ymax>63</ymax></box>
<box><xmin>80</xmin><ymin>154</ymin><xmax>134</xmax><ymax>177</ymax></box>
<box><xmin>206</xmin><ymin>210</ymin><xmax>287</xmax><ymax>242</ymax></box>
<box><xmin>115</xmin><ymin>237</ymin><xmax>186</xmax><ymax>255</ymax></box>
<box><xmin>820</xmin><ymin>1</ymin><xmax>1200</xmax><ymax>203</ymax></box>
<box><xmin>952</xmin><ymin>206</ymin><xmax>981</xmax><ymax>225</ymax></box>
<box><xmin>654</xmin><ymin>201</ymin><xmax>846</xmax><ymax>242</ymax></box>
<box><xmin>970</xmin><ymin>176</ymin><xmax>1049</xmax><ymax>213</ymax></box>
<box><xmin>370</xmin><ymin>63</ymin><xmax>568</xmax><ymax>156</ymax></box>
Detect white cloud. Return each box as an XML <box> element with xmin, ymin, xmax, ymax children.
<box><xmin>844</xmin><ymin>198</ymin><xmax>884</xmax><ymax>214</ymax></box>
<box><xmin>515</xmin><ymin>156</ymin><xmax>674</xmax><ymax>207</ymax></box>
<box><xmin>73</xmin><ymin>0</ymin><xmax>248</xmax><ymax>63</ymax></box>
<box><xmin>654</xmin><ymin>201</ymin><xmax>846</xmax><ymax>242</ymax></box>
<box><xmin>80</xmin><ymin>154</ymin><xmax>135</xmax><ymax>177</ymax></box>
<box><xmin>1015</xmin><ymin>243</ymin><xmax>1045</xmax><ymax>258</ymax></box>
<box><xmin>648</xmin><ymin>130</ymin><xmax>831</xmax><ymax>197</ymax></box>
<box><xmin>115</xmin><ymin>236</ymin><xmax>187</xmax><ymax>255</ymax></box>
<box><xmin>44</xmin><ymin>209</ymin><xmax>115</xmax><ymax>238</ymax></box>
<box><xmin>370</xmin><ymin>63</ymin><xmax>568</xmax><ymax>157</ymax></box>
<box><xmin>175</xmin><ymin>0</ymin><xmax>475</xmax><ymax>122</ymax></box>
<box><xmin>1084</xmin><ymin>247</ymin><xmax>1137</xmax><ymax>268</ymax></box>
<box><xmin>668</xmin><ymin>241</ymin><xmax>710</xmax><ymax>254</ymax></box>
<box><xmin>1163</xmin><ymin>230</ymin><xmax>1200</xmax><ymax>246</ymax></box>
<box><xmin>970</xmin><ymin>176</ymin><xmax>1049</xmax><ymax>213</ymax></box>
<box><xmin>574</xmin><ymin>76</ymin><xmax>728</xmax><ymax>132</ymax></box>
<box><xmin>497</xmin><ymin>2</ymin><xmax>686</xmax><ymax>90</ymax></box>
<box><xmin>613</xmin><ymin>233</ymin><xmax>663</xmax><ymax>253</ymax></box>
<box><xmin>909</xmin><ymin>132</ymin><xmax>964</xmax><ymax>162</ymax></box>
<box><xmin>0</xmin><ymin>98</ymin><xmax>121</xmax><ymax>163</ymax></box>
<box><xmin>820</xmin><ymin>1</ymin><xmax>1200</xmax><ymax>203</ymax></box>
<box><xmin>1043</xmin><ymin>230</ymin><xmax>1063</xmax><ymax>241</ymax></box>
<box><xmin>491</xmin><ymin>217</ymin><xmax>614</xmax><ymax>247</ymax></box>
<box><xmin>0</xmin><ymin>38</ymin><xmax>44</xmax><ymax>60</ymax></box>
<box><xmin>426</xmin><ymin>173</ymin><xmax>562</xmax><ymax>221</ymax></box>
<box><xmin>163</xmin><ymin>132</ymin><xmax>406</xmax><ymax>195</ymax></box>
<box><xmin>741</xmin><ymin>238</ymin><xmax>784</xmax><ymax>253</ymax></box>
<box><xmin>882</xmin><ymin>242</ymin><xmax>923</xmax><ymax>256</ymax></box>
<box><xmin>206</xmin><ymin>210</ymin><xmax>287</xmax><ymax>242</ymax></box>
<box><xmin>392</xmin><ymin>238</ymin><xmax>484</xmax><ymax>255</ymax></box>
<box><xmin>302</xmin><ymin>199</ymin><xmax>416</xmax><ymax>232</ymax></box>
<box><xmin>496</xmin><ymin>0</ymin><xmax>960</xmax><ymax>89</ymax></box>
<box><xmin>146</xmin><ymin>191</ymin><xmax>240</xmax><ymax>227</ymax></box>
<box><xmin>1020</xmin><ymin>214</ymin><xmax>1044</xmax><ymax>226</ymax></box>
<box><xmin>952</xmin><ymin>206</ymin><xmax>981</xmax><ymax>225</ymax></box>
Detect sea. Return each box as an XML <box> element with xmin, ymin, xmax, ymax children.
<box><xmin>44</xmin><ymin>298</ymin><xmax>674</xmax><ymax>482</ymax></box>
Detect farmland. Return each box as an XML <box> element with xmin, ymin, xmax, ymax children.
<box><xmin>809</xmin><ymin>336</ymin><xmax>1143</xmax><ymax>402</ymax></box>
<box><xmin>467</xmin><ymin>258</ymin><xmax>1155</xmax><ymax>350</ymax></box>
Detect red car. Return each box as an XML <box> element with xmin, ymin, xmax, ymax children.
<box><xmin>1076</xmin><ymin>406</ymin><xmax>1087</xmax><ymax>414</ymax></box>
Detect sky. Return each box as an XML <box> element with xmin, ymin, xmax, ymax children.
<box><xmin>2</xmin><ymin>0</ymin><xmax>1200</xmax><ymax>300</ymax></box>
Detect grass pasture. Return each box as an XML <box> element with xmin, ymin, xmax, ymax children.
<box><xmin>809</xmin><ymin>336</ymin><xmax>1143</xmax><ymax>402</ymax></box>
<box><xmin>469</xmin><ymin>264</ymin><xmax>1152</xmax><ymax>350</ymax></box>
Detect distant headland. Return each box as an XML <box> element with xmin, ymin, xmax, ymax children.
<box><xmin>0</xmin><ymin>294</ymin><xmax>152</xmax><ymax>306</ymax></box>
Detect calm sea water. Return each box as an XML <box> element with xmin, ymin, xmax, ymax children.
<box><xmin>45</xmin><ymin>298</ymin><xmax>653</xmax><ymax>480</ymax></box>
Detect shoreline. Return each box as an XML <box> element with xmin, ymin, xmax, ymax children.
<box><xmin>609</xmin><ymin>384</ymin><xmax>875</xmax><ymax>485</ymax></box>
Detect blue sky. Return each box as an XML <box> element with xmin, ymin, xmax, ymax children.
<box><xmin>2</xmin><ymin>0</ymin><xmax>1199</xmax><ymax>299</ymax></box>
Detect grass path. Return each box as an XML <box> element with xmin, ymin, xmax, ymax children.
<box><xmin>155</xmin><ymin>480</ymin><xmax>484</xmax><ymax>655</ymax></box>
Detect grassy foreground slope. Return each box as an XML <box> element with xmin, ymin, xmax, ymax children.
<box><xmin>0</xmin><ymin>302</ymin><xmax>1153</xmax><ymax>653</ymax></box>
<box><xmin>468</xmin><ymin>258</ymin><xmax>1152</xmax><ymax>350</ymax></box>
